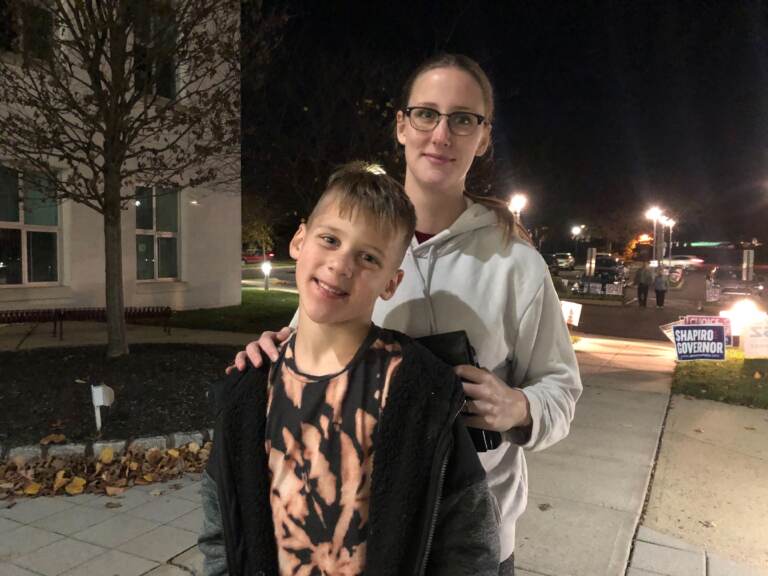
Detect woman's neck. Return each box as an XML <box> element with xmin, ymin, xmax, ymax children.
<box><xmin>405</xmin><ymin>173</ymin><xmax>467</xmax><ymax>234</ymax></box>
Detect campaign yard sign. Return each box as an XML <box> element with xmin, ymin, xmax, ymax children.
<box><xmin>673</xmin><ymin>325</ymin><xmax>726</xmax><ymax>361</ymax></box>
<box><xmin>684</xmin><ymin>315</ymin><xmax>732</xmax><ymax>346</ymax></box>
<box><xmin>743</xmin><ymin>321</ymin><xmax>768</xmax><ymax>359</ymax></box>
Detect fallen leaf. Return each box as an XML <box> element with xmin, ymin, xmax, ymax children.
<box><xmin>105</xmin><ymin>501</ymin><xmax>122</xmax><ymax>509</ymax></box>
<box><xmin>187</xmin><ymin>442</ymin><xmax>200</xmax><ymax>454</ymax></box>
<box><xmin>143</xmin><ymin>473</ymin><xmax>155</xmax><ymax>483</ymax></box>
<box><xmin>745</xmin><ymin>426</ymin><xmax>756</xmax><ymax>431</ymax></box>
<box><xmin>105</xmin><ymin>486</ymin><xmax>125</xmax><ymax>497</ymax></box>
<box><xmin>150</xmin><ymin>489</ymin><xmax>164</xmax><ymax>497</ymax></box>
<box><xmin>694</xmin><ymin>428</ymin><xmax>703</xmax><ymax>434</ymax></box>
<box><xmin>24</xmin><ymin>482</ymin><xmax>41</xmax><ymax>496</ymax></box>
<box><xmin>699</xmin><ymin>520</ymin><xmax>716</xmax><ymax>528</ymax></box>
<box><xmin>65</xmin><ymin>477</ymin><xmax>86</xmax><ymax>495</ymax></box>
<box><xmin>99</xmin><ymin>447</ymin><xmax>114</xmax><ymax>465</ymax></box>
<box><xmin>53</xmin><ymin>470</ymin><xmax>68</xmax><ymax>492</ymax></box>
<box><xmin>40</xmin><ymin>434</ymin><xmax>66</xmax><ymax>445</ymax></box>
<box><xmin>146</xmin><ymin>448</ymin><xmax>163</xmax><ymax>466</ymax></box>
<box><xmin>167</xmin><ymin>448</ymin><xmax>180</xmax><ymax>459</ymax></box>
<box><xmin>129</xmin><ymin>462</ymin><xmax>139</xmax><ymax>471</ymax></box>
<box><xmin>538</xmin><ymin>503</ymin><xmax>552</xmax><ymax>512</ymax></box>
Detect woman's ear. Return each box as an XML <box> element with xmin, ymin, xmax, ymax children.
<box><xmin>289</xmin><ymin>224</ymin><xmax>307</xmax><ymax>260</ymax></box>
<box><xmin>475</xmin><ymin>123</ymin><xmax>492</xmax><ymax>157</ymax></box>
<box><xmin>396</xmin><ymin>110</ymin><xmax>407</xmax><ymax>146</ymax></box>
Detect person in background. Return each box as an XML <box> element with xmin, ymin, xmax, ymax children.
<box><xmin>634</xmin><ymin>261</ymin><xmax>654</xmax><ymax>307</ymax></box>
<box><xmin>231</xmin><ymin>54</ymin><xmax>582</xmax><ymax>575</ymax></box>
<box><xmin>654</xmin><ymin>267</ymin><xmax>669</xmax><ymax>308</ymax></box>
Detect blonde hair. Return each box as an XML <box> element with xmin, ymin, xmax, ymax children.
<box><xmin>308</xmin><ymin>161</ymin><xmax>417</xmax><ymax>255</ymax></box>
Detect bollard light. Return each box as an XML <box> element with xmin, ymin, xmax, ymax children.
<box><xmin>261</xmin><ymin>260</ymin><xmax>272</xmax><ymax>291</ymax></box>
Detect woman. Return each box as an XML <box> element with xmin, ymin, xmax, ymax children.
<box><xmin>233</xmin><ymin>54</ymin><xmax>582</xmax><ymax>575</ymax></box>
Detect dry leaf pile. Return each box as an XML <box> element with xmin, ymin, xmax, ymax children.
<box><xmin>0</xmin><ymin>442</ymin><xmax>211</xmax><ymax>500</ymax></box>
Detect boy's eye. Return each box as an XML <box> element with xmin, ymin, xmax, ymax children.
<box><xmin>361</xmin><ymin>253</ymin><xmax>380</xmax><ymax>266</ymax></box>
<box><xmin>320</xmin><ymin>235</ymin><xmax>338</xmax><ymax>246</ymax></box>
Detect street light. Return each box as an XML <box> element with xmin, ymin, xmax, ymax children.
<box><xmin>663</xmin><ymin>218</ymin><xmax>676</xmax><ymax>267</ymax></box>
<box><xmin>571</xmin><ymin>225</ymin><xmax>585</xmax><ymax>262</ymax></box>
<box><xmin>645</xmin><ymin>206</ymin><xmax>664</xmax><ymax>262</ymax></box>
<box><xmin>509</xmin><ymin>193</ymin><xmax>527</xmax><ymax>225</ymax></box>
<box><xmin>261</xmin><ymin>260</ymin><xmax>272</xmax><ymax>291</ymax></box>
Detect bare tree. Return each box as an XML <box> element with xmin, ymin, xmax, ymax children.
<box><xmin>0</xmin><ymin>0</ymin><xmax>241</xmax><ymax>357</ymax></box>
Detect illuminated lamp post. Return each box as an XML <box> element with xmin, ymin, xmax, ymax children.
<box><xmin>509</xmin><ymin>193</ymin><xmax>528</xmax><ymax>225</ymax></box>
<box><xmin>645</xmin><ymin>206</ymin><xmax>664</xmax><ymax>263</ymax></box>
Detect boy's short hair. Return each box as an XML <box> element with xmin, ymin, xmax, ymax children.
<box><xmin>307</xmin><ymin>161</ymin><xmax>417</xmax><ymax>257</ymax></box>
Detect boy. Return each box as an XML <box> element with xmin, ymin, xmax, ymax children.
<box><xmin>199</xmin><ymin>162</ymin><xmax>499</xmax><ymax>575</ymax></box>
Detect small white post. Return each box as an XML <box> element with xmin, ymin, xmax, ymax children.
<box><xmin>91</xmin><ymin>384</ymin><xmax>115</xmax><ymax>433</ymax></box>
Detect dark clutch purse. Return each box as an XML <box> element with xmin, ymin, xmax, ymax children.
<box><xmin>415</xmin><ymin>331</ymin><xmax>502</xmax><ymax>452</ymax></box>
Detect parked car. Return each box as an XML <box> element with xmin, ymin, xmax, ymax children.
<box><xmin>554</xmin><ymin>252</ymin><xmax>575</xmax><ymax>270</ymax></box>
<box><xmin>593</xmin><ymin>255</ymin><xmax>627</xmax><ymax>283</ymax></box>
<box><xmin>710</xmin><ymin>266</ymin><xmax>765</xmax><ymax>299</ymax></box>
<box><xmin>666</xmin><ymin>255</ymin><xmax>704</xmax><ymax>270</ymax></box>
<box><xmin>542</xmin><ymin>253</ymin><xmax>560</xmax><ymax>276</ymax></box>
<box><xmin>242</xmin><ymin>249</ymin><xmax>274</xmax><ymax>265</ymax></box>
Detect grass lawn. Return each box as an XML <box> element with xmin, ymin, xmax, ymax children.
<box><xmin>144</xmin><ymin>288</ymin><xmax>298</xmax><ymax>334</ymax></box>
<box><xmin>673</xmin><ymin>347</ymin><xmax>768</xmax><ymax>408</ymax></box>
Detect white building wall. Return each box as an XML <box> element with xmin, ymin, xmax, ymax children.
<box><xmin>0</xmin><ymin>186</ymin><xmax>241</xmax><ymax>311</ymax></box>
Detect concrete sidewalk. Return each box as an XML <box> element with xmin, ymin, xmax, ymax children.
<box><xmin>0</xmin><ymin>325</ymin><xmax>763</xmax><ymax>575</ymax></box>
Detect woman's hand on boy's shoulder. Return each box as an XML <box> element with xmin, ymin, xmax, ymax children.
<box><xmin>225</xmin><ymin>326</ymin><xmax>293</xmax><ymax>374</ymax></box>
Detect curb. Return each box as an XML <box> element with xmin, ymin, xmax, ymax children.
<box><xmin>0</xmin><ymin>428</ymin><xmax>215</xmax><ymax>462</ymax></box>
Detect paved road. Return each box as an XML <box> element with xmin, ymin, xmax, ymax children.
<box><xmin>575</xmin><ymin>270</ymin><xmax>710</xmax><ymax>341</ymax></box>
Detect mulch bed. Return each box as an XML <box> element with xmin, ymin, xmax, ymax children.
<box><xmin>0</xmin><ymin>343</ymin><xmax>240</xmax><ymax>449</ymax></box>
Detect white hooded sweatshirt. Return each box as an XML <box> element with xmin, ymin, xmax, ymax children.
<box><xmin>371</xmin><ymin>200</ymin><xmax>583</xmax><ymax>560</ymax></box>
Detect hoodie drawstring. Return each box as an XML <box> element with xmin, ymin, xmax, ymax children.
<box><xmin>410</xmin><ymin>245</ymin><xmax>439</xmax><ymax>334</ymax></box>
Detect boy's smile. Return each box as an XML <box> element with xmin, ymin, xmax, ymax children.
<box><xmin>290</xmin><ymin>197</ymin><xmax>405</xmax><ymax>330</ymax></box>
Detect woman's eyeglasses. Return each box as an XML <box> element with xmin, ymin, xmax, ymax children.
<box><xmin>404</xmin><ymin>106</ymin><xmax>487</xmax><ymax>136</ymax></box>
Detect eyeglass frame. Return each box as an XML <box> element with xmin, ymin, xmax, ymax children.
<box><xmin>403</xmin><ymin>106</ymin><xmax>488</xmax><ymax>136</ymax></box>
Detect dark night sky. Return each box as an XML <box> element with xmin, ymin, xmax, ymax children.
<box><xmin>246</xmin><ymin>1</ymin><xmax>768</xmax><ymax>245</ymax></box>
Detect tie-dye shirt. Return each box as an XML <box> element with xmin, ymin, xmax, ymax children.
<box><xmin>266</xmin><ymin>326</ymin><xmax>402</xmax><ymax>576</ymax></box>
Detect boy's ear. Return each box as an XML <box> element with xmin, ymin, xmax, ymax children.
<box><xmin>289</xmin><ymin>224</ymin><xmax>307</xmax><ymax>260</ymax></box>
<box><xmin>379</xmin><ymin>269</ymin><xmax>404</xmax><ymax>301</ymax></box>
<box><xmin>395</xmin><ymin>110</ymin><xmax>407</xmax><ymax>146</ymax></box>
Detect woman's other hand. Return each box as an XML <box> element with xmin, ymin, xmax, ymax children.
<box><xmin>456</xmin><ymin>364</ymin><xmax>532</xmax><ymax>432</ymax></box>
<box><xmin>225</xmin><ymin>326</ymin><xmax>293</xmax><ymax>374</ymax></box>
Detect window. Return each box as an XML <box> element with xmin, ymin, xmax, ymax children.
<box><xmin>132</xmin><ymin>0</ymin><xmax>177</xmax><ymax>99</ymax></box>
<box><xmin>0</xmin><ymin>165</ymin><xmax>59</xmax><ymax>285</ymax></box>
<box><xmin>135</xmin><ymin>185</ymin><xmax>179</xmax><ymax>280</ymax></box>
<box><xmin>0</xmin><ymin>1</ymin><xmax>53</xmax><ymax>61</ymax></box>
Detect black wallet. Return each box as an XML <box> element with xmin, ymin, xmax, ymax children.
<box><xmin>415</xmin><ymin>331</ymin><xmax>502</xmax><ymax>452</ymax></box>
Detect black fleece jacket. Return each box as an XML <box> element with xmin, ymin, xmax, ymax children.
<box><xmin>199</xmin><ymin>331</ymin><xmax>499</xmax><ymax>576</ymax></box>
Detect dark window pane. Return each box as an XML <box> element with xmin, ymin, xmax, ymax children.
<box><xmin>136</xmin><ymin>234</ymin><xmax>155</xmax><ymax>279</ymax></box>
<box><xmin>132</xmin><ymin>0</ymin><xmax>152</xmax><ymax>94</ymax></box>
<box><xmin>155</xmin><ymin>3</ymin><xmax>176</xmax><ymax>99</ymax></box>
<box><xmin>0</xmin><ymin>0</ymin><xmax>18</xmax><ymax>53</ymax></box>
<box><xmin>135</xmin><ymin>187</ymin><xmax>153</xmax><ymax>230</ymax></box>
<box><xmin>0</xmin><ymin>166</ymin><xmax>19</xmax><ymax>222</ymax></box>
<box><xmin>22</xmin><ymin>4</ymin><xmax>52</xmax><ymax>61</ymax></box>
<box><xmin>157</xmin><ymin>236</ymin><xmax>177</xmax><ymax>278</ymax></box>
<box><xmin>23</xmin><ymin>176</ymin><xmax>57</xmax><ymax>226</ymax></box>
<box><xmin>0</xmin><ymin>228</ymin><xmax>22</xmax><ymax>284</ymax></box>
<box><xmin>26</xmin><ymin>231</ymin><xmax>57</xmax><ymax>282</ymax></box>
<box><xmin>156</xmin><ymin>186</ymin><xmax>177</xmax><ymax>232</ymax></box>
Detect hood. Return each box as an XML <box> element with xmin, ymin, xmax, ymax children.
<box><xmin>410</xmin><ymin>199</ymin><xmax>498</xmax><ymax>258</ymax></box>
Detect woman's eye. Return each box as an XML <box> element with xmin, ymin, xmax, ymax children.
<box><xmin>415</xmin><ymin>108</ymin><xmax>437</xmax><ymax>120</ymax></box>
<box><xmin>453</xmin><ymin>113</ymin><xmax>473</xmax><ymax>126</ymax></box>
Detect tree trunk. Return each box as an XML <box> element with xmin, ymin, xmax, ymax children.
<box><xmin>104</xmin><ymin>174</ymin><xmax>129</xmax><ymax>358</ymax></box>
